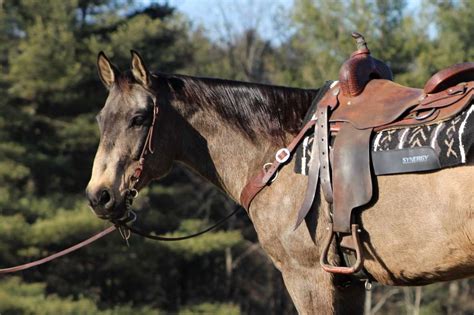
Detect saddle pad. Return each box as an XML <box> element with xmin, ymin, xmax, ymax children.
<box><xmin>294</xmin><ymin>104</ymin><xmax>474</xmax><ymax>176</ymax></box>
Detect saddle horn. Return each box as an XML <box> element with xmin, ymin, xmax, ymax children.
<box><xmin>339</xmin><ymin>32</ymin><xmax>393</xmax><ymax>97</ymax></box>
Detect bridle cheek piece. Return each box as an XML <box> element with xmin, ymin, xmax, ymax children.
<box><xmin>129</xmin><ymin>97</ymin><xmax>160</xmax><ymax>190</ymax></box>
<box><xmin>115</xmin><ymin>96</ymin><xmax>160</xmax><ymax>243</ymax></box>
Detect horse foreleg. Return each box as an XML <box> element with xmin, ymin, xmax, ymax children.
<box><xmin>280</xmin><ymin>265</ymin><xmax>335</xmax><ymax>314</ymax></box>
<box><xmin>335</xmin><ymin>279</ymin><xmax>365</xmax><ymax>315</ymax></box>
<box><xmin>280</xmin><ymin>265</ymin><xmax>365</xmax><ymax>315</ymax></box>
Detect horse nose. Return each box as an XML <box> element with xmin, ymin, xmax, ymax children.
<box><xmin>86</xmin><ymin>187</ymin><xmax>115</xmax><ymax>211</ymax></box>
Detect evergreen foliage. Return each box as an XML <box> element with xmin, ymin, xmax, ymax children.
<box><xmin>0</xmin><ymin>0</ymin><xmax>472</xmax><ymax>313</ymax></box>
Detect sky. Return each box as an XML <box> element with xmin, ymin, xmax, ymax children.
<box><xmin>145</xmin><ymin>1</ymin><xmax>424</xmax><ymax>43</ymax></box>
<box><xmin>164</xmin><ymin>0</ymin><xmax>295</xmax><ymax>42</ymax></box>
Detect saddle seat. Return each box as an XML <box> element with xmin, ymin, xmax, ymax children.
<box><xmin>330</xmin><ymin>77</ymin><xmax>474</xmax><ymax>131</ymax></box>
<box><xmin>332</xmin><ymin>33</ymin><xmax>474</xmax><ymax>131</ymax></box>
<box><xmin>331</xmin><ymin>79</ymin><xmax>424</xmax><ymax>129</ymax></box>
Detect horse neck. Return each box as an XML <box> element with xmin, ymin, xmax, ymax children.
<box><xmin>167</xmin><ymin>76</ymin><xmax>318</xmax><ymax>202</ymax></box>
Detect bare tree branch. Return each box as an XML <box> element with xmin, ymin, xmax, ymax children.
<box><xmin>232</xmin><ymin>243</ymin><xmax>265</xmax><ymax>269</ymax></box>
<box><xmin>413</xmin><ymin>287</ymin><xmax>423</xmax><ymax>315</ymax></box>
<box><xmin>370</xmin><ymin>288</ymin><xmax>400</xmax><ymax>315</ymax></box>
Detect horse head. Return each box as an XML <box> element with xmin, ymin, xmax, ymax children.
<box><xmin>86</xmin><ymin>51</ymin><xmax>177</xmax><ymax>220</ymax></box>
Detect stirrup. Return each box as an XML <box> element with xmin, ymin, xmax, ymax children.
<box><xmin>320</xmin><ymin>223</ymin><xmax>364</xmax><ymax>274</ymax></box>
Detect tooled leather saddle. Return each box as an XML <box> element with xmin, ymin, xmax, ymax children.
<box><xmin>240</xmin><ymin>32</ymin><xmax>474</xmax><ymax>275</ymax></box>
<box><xmin>306</xmin><ymin>32</ymin><xmax>474</xmax><ymax>275</ymax></box>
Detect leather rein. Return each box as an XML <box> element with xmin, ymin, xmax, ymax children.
<box><xmin>0</xmin><ymin>92</ymin><xmax>240</xmax><ymax>274</ymax></box>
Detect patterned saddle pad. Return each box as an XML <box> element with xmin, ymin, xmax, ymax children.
<box><xmin>295</xmin><ymin>104</ymin><xmax>474</xmax><ymax>176</ymax></box>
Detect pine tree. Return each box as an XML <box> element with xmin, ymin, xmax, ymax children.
<box><xmin>0</xmin><ymin>1</ymin><xmax>245</xmax><ymax>313</ymax></box>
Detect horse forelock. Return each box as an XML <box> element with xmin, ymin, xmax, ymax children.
<box><xmin>114</xmin><ymin>71</ymin><xmax>135</xmax><ymax>92</ymax></box>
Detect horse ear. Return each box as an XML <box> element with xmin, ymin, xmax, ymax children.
<box><xmin>97</xmin><ymin>52</ymin><xmax>119</xmax><ymax>89</ymax></box>
<box><xmin>130</xmin><ymin>50</ymin><xmax>150</xmax><ymax>87</ymax></box>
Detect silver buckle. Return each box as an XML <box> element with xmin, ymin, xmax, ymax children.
<box><xmin>275</xmin><ymin>148</ymin><xmax>290</xmax><ymax>163</ymax></box>
<box><xmin>129</xmin><ymin>188</ymin><xmax>139</xmax><ymax>198</ymax></box>
<box><xmin>127</xmin><ymin>209</ymin><xmax>137</xmax><ymax>224</ymax></box>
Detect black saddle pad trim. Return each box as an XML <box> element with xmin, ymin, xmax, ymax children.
<box><xmin>372</xmin><ymin>147</ymin><xmax>441</xmax><ymax>175</ymax></box>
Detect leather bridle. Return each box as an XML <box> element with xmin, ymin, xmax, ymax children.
<box><xmin>128</xmin><ymin>96</ymin><xmax>160</xmax><ymax>194</ymax></box>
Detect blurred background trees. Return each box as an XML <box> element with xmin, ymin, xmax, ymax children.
<box><xmin>0</xmin><ymin>0</ymin><xmax>472</xmax><ymax>314</ymax></box>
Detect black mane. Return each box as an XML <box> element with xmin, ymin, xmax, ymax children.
<box><xmin>155</xmin><ymin>73</ymin><xmax>319</xmax><ymax>143</ymax></box>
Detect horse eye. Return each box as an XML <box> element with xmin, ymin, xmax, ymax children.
<box><xmin>130</xmin><ymin>115</ymin><xmax>146</xmax><ymax>127</ymax></box>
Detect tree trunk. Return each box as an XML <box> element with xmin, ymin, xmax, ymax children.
<box><xmin>225</xmin><ymin>247</ymin><xmax>233</xmax><ymax>297</ymax></box>
<box><xmin>413</xmin><ymin>287</ymin><xmax>422</xmax><ymax>315</ymax></box>
<box><xmin>364</xmin><ymin>286</ymin><xmax>372</xmax><ymax>315</ymax></box>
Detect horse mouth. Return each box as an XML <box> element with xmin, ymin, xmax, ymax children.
<box><xmin>109</xmin><ymin>204</ymin><xmax>129</xmax><ymax>221</ymax></box>
<box><xmin>90</xmin><ymin>201</ymin><xmax>128</xmax><ymax>221</ymax></box>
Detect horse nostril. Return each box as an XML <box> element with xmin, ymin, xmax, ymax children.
<box><xmin>86</xmin><ymin>187</ymin><xmax>114</xmax><ymax>212</ymax></box>
<box><xmin>99</xmin><ymin>189</ymin><xmax>111</xmax><ymax>206</ymax></box>
<box><xmin>86</xmin><ymin>187</ymin><xmax>99</xmax><ymax>207</ymax></box>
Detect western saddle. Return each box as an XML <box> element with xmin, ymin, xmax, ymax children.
<box><xmin>240</xmin><ymin>32</ymin><xmax>474</xmax><ymax>275</ymax></box>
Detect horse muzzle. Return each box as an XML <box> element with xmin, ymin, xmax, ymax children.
<box><xmin>86</xmin><ymin>186</ymin><xmax>128</xmax><ymax>220</ymax></box>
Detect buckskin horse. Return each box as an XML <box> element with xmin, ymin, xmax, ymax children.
<box><xmin>86</xmin><ymin>38</ymin><xmax>474</xmax><ymax>314</ymax></box>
